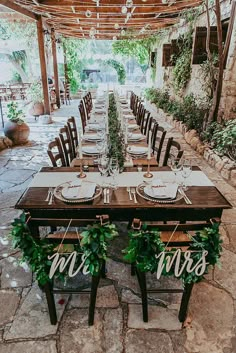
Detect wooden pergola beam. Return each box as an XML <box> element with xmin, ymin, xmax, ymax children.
<box><xmin>37</xmin><ymin>16</ymin><xmax>50</xmax><ymax>115</ymax></box>
<box><xmin>0</xmin><ymin>0</ymin><xmax>39</xmax><ymax>20</ymax></box>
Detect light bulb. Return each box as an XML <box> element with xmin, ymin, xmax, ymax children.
<box><xmin>114</xmin><ymin>23</ymin><xmax>119</xmax><ymax>29</ymax></box>
<box><xmin>121</xmin><ymin>29</ymin><xmax>126</xmax><ymax>36</ymax></box>
<box><xmin>126</xmin><ymin>0</ymin><xmax>133</xmax><ymax>8</ymax></box>
<box><xmin>85</xmin><ymin>10</ymin><xmax>92</xmax><ymax>17</ymax></box>
<box><xmin>113</xmin><ymin>36</ymin><xmax>117</xmax><ymax>40</ymax></box>
<box><xmin>121</xmin><ymin>6</ymin><xmax>128</xmax><ymax>14</ymax></box>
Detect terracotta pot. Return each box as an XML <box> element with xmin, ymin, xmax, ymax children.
<box><xmin>4</xmin><ymin>121</ymin><xmax>30</xmax><ymax>145</ymax></box>
<box><xmin>29</xmin><ymin>102</ymin><xmax>44</xmax><ymax>116</ymax></box>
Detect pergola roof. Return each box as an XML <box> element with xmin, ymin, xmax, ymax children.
<box><xmin>0</xmin><ymin>0</ymin><xmax>202</xmax><ymax>39</ymax></box>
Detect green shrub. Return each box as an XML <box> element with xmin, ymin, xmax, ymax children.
<box><xmin>211</xmin><ymin>119</ymin><xmax>236</xmax><ymax>161</ymax></box>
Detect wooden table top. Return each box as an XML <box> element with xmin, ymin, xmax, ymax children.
<box><xmin>15</xmin><ymin>167</ymin><xmax>231</xmax><ymax>224</ymax></box>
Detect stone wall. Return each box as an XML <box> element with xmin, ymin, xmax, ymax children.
<box><xmin>153</xmin><ymin>0</ymin><xmax>236</xmax><ymax>120</ymax></box>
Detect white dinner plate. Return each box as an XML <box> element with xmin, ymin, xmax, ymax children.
<box><xmin>143</xmin><ymin>183</ymin><xmax>178</xmax><ymax>200</ymax></box>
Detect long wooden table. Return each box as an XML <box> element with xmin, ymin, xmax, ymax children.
<box><xmin>15</xmin><ymin>167</ymin><xmax>231</xmax><ymax>234</ymax></box>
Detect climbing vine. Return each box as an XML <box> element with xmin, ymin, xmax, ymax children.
<box><xmin>105</xmin><ymin>59</ymin><xmax>126</xmax><ymax>84</ymax></box>
<box><xmin>172</xmin><ymin>30</ymin><xmax>193</xmax><ymax>93</ymax></box>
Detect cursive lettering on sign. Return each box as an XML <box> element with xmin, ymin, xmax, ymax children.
<box><xmin>155</xmin><ymin>249</ymin><xmax>208</xmax><ymax>280</ymax></box>
<box><xmin>48</xmin><ymin>251</ymin><xmax>90</xmax><ymax>279</ymax></box>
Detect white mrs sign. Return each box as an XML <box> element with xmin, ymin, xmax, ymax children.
<box><xmin>155</xmin><ymin>249</ymin><xmax>209</xmax><ymax>279</ymax></box>
<box><xmin>48</xmin><ymin>251</ymin><xmax>90</xmax><ymax>279</ymax></box>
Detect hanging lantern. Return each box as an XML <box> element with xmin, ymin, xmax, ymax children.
<box><xmin>114</xmin><ymin>23</ymin><xmax>120</xmax><ymax>29</ymax></box>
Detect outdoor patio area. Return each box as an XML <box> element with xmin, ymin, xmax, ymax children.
<box><xmin>0</xmin><ymin>98</ymin><xmax>236</xmax><ymax>353</ymax></box>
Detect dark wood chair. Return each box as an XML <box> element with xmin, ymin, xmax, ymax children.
<box><xmin>47</xmin><ymin>137</ymin><xmax>66</xmax><ymax>167</ymax></box>
<box><xmin>79</xmin><ymin>102</ymin><xmax>87</xmax><ymax>133</ymax></box>
<box><xmin>59</xmin><ymin>125</ymin><xmax>74</xmax><ymax>166</ymax></box>
<box><xmin>152</xmin><ymin>123</ymin><xmax>167</xmax><ymax>164</ymax></box>
<box><xmin>83</xmin><ymin>96</ymin><xmax>91</xmax><ymax>120</ymax></box>
<box><xmin>144</xmin><ymin>114</ymin><xmax>153</xmax><ymax>136</ymax></box>
<box><xmin>87</xmin><ymin>91</ymin><xmax>93</xmax><ymax>112</ymax></box>
<box><xmin>67</xmin><ymin>116</ymin><xmax>78</xmax><ymax>158</ymax></box>
<box><xmin>162</xmin><ymin>137</ymin><xmax>183</xmax><ymax>166</ymax></box>
<box><xmin>130</xmin><ymin>219</ymin><xmax>214</xmax><ymax>323</ymax></box>
<box><xmin>44</xmin><ymin>222</ymin><xmax>106</xmax><ymax>326</ymax></box>
<box><xmin>133</xmin><ymin>96</ymin><xmax>139</xmax><ymax>117</ymax></box>
<box><xmin>136</xmin><ymin>104</ymin><xmax>145</xmax><ymax>126</ymax></box>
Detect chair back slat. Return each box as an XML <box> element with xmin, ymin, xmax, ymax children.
<box><xmin>152</xmin><ymin>123</ymin><xmax>167</xmax><ymax>164</ymax></box>
<box><xmin>59</xmin><ymin>125</ymin><xmax>74</xmax><ymax>166</ymax></box>
<box><xmin>47</xmin><ymin>137</ymin><xmax>66</xmax><ymax>167</ymax></box>
<box><xmin>67</xmin><ymin>116</ymin><xmax>78</xmax><ymax>158</ymax></box>
<box><xmin>162</xmin><ymin>137</ymin><xmax>183</xmax><ymax>166</ymax></box>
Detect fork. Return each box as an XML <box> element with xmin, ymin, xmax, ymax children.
<box><xmin>131</xmin><ymin>188</ymin><xmax>137</xmax><ymax>204</ymax></box>
<box><xmin>48</xmin><ymin>188</ymin><xmax>54</xmax><ymax>205</ymax></box>
<box><xmin>45</xmin><ymin>187</ymin><xmax>53</xmax><ymax>202</ymax></box>
<box><xmin>127</xmin><ymin>187</ymin><xmax>132</xmax><ymax>201</ymax></box>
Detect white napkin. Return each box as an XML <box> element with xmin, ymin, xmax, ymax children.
<box><xmin>62</xmin><ymin>181</ymin><xmax>96</xmax><ymax>200</ymax></box>
<box><xmin>128</xmin><ymin>124</ymin><xmax>139</xmax><ymax>130</ymax></box>
<box><xmin>128</xmin><ymin>133</ymin><xmax>144</xmax><ymax>141</ymax></box>
<box><xmin>128</xmin><ymin>146</ymin><xmax>148</xmax><ymax>155</ymax></box>
<box><xmin>144</xmin><ymin>183</ymin><xmax>178</xmax><ymax>199</ymax></box>
<box><xmin>82</xmin><ymin>146</ymin><xmax>99</xmax><ymax>154</ymax></box>
<box><xmin>83</xmin><ymin>133</ymin><xmax>101</xmax><ymax>141</ymax></box>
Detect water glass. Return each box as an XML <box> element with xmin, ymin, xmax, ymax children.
<box><xmin>98</xmin><ymin>156</ymin><xmax>109</xmax><ymax>186</ymax></box>
<box><xmin>181</xmin><ymin>159</ymin><xmax>192</xmax><ymax>189</ymax></box>
<box><xmin>168</xmin><ymin>157</ymin><xmax>182</xmax><ymax>183</ymax></box>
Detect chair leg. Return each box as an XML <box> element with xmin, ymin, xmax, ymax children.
<box><xmin>44</xmin><ymin>281</ymin><xmax>57</xmax><ymax>325</ymax></box>
<box><xmin>136</xmin><ymin>268</ymin><xmax>148</xmax><ymax>322</ymax></box>
<box><xmin>101</xmin><ymin>259</ymin><xmax>106</xmax><ymax>278</ymax></box>
<box><xmin>178</xmin><ymin>282</ymin><xmax>194</xmax><ymax>322</ymax></box>
<box><xmin>88</xmin><ymin>273</ymin><xmax>101</xmax><ymax>326</ymax></box>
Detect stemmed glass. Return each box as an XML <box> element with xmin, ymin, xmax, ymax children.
<box><xmin>98</xmin><ymin>156</ymin><xmax>109</xmax><ymax>186</ymax></box>
<box><xmin>168</xmin><ymin>157</ymin><xmax>182</xmax><ymax>183</ymax></box>
<box><xmin>181</xmin><ymin>159</ymin><xmax>192</xmax><ymax>189</ymax></box>
<box><xmin>109</xmin><ymin>158</ymin><xmax>119</xmax><ymax>189</ymax></box>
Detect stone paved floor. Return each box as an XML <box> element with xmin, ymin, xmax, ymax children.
<box><xmin>0</xmin><ymin>99</ymin><xmax>236</xmax><ymax>353</ymax></box>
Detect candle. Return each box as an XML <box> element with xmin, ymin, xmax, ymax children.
<box><xmin>147</xmin><ymin>131</ymin><xmax>152</xmax><ymax>160</ymax></box>
<box><xmin>79</xmin><ymin>132</ymin><xmax>83</xmax><ymax>160</ymax></box>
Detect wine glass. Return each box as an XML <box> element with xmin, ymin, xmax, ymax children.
<box><xmin>109</xmin><ymin>158</ymin><xmax>119</xmax><ymax>189</ymax></box>
<box><xmin>168</xmin><ymin>157</ymin><xmax>182</xmax><ymax>183</ymax></box>
<box><xmin>98</xmin><ymin>156</ymin><xmax>109</xmax><ymax>186</ymax></box>
<box><xmin>181</xmin><ymin>159</ymin><xmax>192</xmax><ymax>189</ymax></box>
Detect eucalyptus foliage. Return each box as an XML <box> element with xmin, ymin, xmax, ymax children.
<box><xmin>123</xmin><ymin>223</ymin><xmax>222</xmax><ymax>284</ymax></box>
<box><xmin>108</xmin><ymin>93</ymin><xmax>126</xmax><ymax>168</ymax></box>
<box><xmin>81</xmin><ymin>223</ymin><xmax>118</xmax><ymax>275</ymax></box>
<box><xmin>10</xmin><ymin>213</ymin><xmax>118</xmax><ymax>284</ymax></box>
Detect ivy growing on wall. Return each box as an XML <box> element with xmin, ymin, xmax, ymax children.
<box><xmin>62</xmin><ymin>38</ymin><xmax>85</xmax><ymax>93</ymax></box>
<box><xmin>172</xmin><ymin>30</ymin><xmax>193</xmax><ymax>93</ymax></box>
<box><xmin>105</xmin><ymin>59</ymin><xmax>126</xmax><ymax>84</ymax></box>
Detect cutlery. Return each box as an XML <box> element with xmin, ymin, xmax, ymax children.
<box><xmin>179</xmin><ymin>188</ymin><xmax>192</xmax><ymax>205</ymax></box>
<box><xmin>107</xmin><ymin>188</ymin><xmax>110</xmax><ymax>204</ymax></box>
<box><xmin>103</xmin><ymin>188</ymin><xmax>107</xmax><ymax>204</ymax></box>
<box><xmin>45</xmin><ymin>187</ymin><xmax>52</xmax><ymax>202</ymax></box>
<box><xmin>131</xmin><ymin>188</ymin><xmax>138</xmax><ymax>204</ymax></box>
<box><xmin>127</xmin><ymin>187</ymin><xmax>132</xmax><ymax>201</ymax></box>
<box><xmin>48</xmin><ymin>188</ymin><xmax>54</xmax><ymax>205</ymax></box>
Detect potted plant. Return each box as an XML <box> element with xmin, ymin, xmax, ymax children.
<box><xmin>4</xmin><ymin>102</ymin><xmax>30</xmax><ymax>145</ymax></box>
<box><xmin>27</xmin><ymin>81</ymin><xmax>44</xmax><ymax>116</ymax></box>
